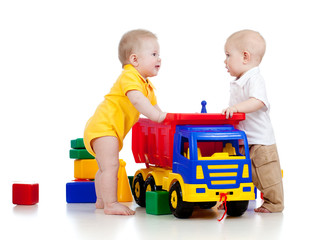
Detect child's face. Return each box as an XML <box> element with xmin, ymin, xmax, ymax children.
<box><xmin>224</xmin><ymin>40</ymin><xmax>245</xmax><ymax>79</ymax></box>
<box><xmin>134</xmin><ymin>38</ymin><xmax>161</xmax><ymax>79</ymax></box>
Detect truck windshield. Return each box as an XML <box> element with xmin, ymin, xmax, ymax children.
<box><xmin>196</xmin><ymin>140</ymin><xmax>244</xmax><ymax>159</ymax></box>
<box><xmin>181</xmin><ymin>137</ymin><xmax>245</xmax><ymax>160</ymax></box>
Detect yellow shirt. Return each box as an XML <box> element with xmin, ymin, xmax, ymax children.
<box><xmin>84</xmin><ymin>64</ymin><xmax>157</xmax><ymax>156</ymax></box>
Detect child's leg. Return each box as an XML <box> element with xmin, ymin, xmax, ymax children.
<box><xmin>92</xmin><ymin>136</ymin><xmax>135</xmax><ymax>215</ymax></box>
<box><xmin>250</xmin><ymin>144</ymin><xmax>284</xmax><ymax>213</ymax></box>
<box><xmin>94</xmin><ymin>170</ymin><xmax>104</xmax><ymax>209</ymax></box>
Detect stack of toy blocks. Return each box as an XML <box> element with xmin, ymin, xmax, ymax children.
<box><xmin>66</xmin><ymin>138</ymin><xmax>97</xmax><ymax>203</ymax></box>
<box><xmin>66</xmin><ymin>138</ymin><xmax>133</xmax><ymax>203</ymax></box>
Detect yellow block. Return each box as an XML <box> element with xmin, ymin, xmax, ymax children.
<box><xmin>74</xmin><ymin>159</ymin><xmax>98</xmax><ymax>179</ymax></box>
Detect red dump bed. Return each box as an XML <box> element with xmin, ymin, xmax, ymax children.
<box><xmin>132</xmin><ymin>113</ymin><xmax>245</xmax><ymax>168</ymax></box>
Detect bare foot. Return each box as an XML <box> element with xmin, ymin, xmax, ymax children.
<box><xmin>217</xmin><ymin>202</ymin><xmax>225</xmax><ymax>210</ymax></box>
<box><xmin>95</xmin><ymin>199</ymin><xmax>104</xmax><ymax>209</ymax></box>
<box><xmin>254</xmin><ymin>206</ymin><xmax>271</xmax><ymax>213</ymax></box>
<box><xmin>104</xmin><ymin>202</ymin><xmax>135</xmax><ymax>215</ymax></box>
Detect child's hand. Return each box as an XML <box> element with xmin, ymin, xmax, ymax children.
<box><xmin>222</xmin><ymin>106</ymin><xmax>238</xmax><ymax>119</ymax></box>
<box><xmin>157</xmin><ymin>112</ymin><xmax>167</xmax><ymax>123</ymax></box>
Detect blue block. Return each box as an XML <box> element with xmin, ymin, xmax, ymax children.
<box><xmin>66</xmin><ymin>181</ymin><xmax>97</xmax><ymax>203</ymax></box>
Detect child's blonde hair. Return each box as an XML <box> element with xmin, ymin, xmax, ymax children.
<box><xmin>227</xmin><ymin>29</ymin><xmax>266</xmax><ymax>64</ymax></box>
<box><xmin>118</xmin><ymin>29</ymin><xmax>157</xmax><ymax>67</ymax></box>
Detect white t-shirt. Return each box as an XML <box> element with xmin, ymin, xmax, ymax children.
<box><xmin>229</xmin><ymin>67</ymin><xmax>276</xmax><ymax>145</ymax></box>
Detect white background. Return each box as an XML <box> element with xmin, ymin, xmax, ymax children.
<box><xmin>1</xmin><ymin>0</ymin><xmax>327</xmax><ymax>238</ymax></box>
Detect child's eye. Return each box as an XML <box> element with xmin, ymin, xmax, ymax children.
<box><xmin>152</xmin><ymin>53</ymin><xmax>157</xmax><ymax>56</ymax></box>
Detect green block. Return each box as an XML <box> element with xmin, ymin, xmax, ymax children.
<box><xmin>146</xmin><ymin>191</ymin><xmax>171</xmax><ymax>215</ymax></box>
<box><xmin>71</xmin><ymin>138</ymin><xmax>85</xmax><ymax>149</ymax></box>
<box><xmin>70</xmin><ymin>149</ymin><xmax>94</xmax><ymax>159</ymax></box>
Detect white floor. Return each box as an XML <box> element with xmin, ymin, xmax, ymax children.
<box><xmin>2</xmin><ymin>177</ymin><xmax>327</xmax><ymax>240</ymax></box>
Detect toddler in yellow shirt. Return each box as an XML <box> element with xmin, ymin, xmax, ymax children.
<box><xmin>84</xmin><ymin>29</ymin><xmax>166</xmax><ymax>215</ymax></box>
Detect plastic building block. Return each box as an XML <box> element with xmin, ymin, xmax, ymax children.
<box><xmin>74</xmin><ymin>159</ymin><xmax>98</xmax><ymax>179</ymax></box>
<box><xmin>66</xmin><ymin>181</ymin><xmax>96</xmax><ymax>203</ymax></box>
<box><xmin>70</xmin><ymin>149</ymin><xmax>94</xmax><ymax>159</ymax></box>
<box><xmin>13</xmin><ymin>183</ymin><xmax>39</xmax><ymax>205</ymax></box>
<box><xmin>73</xmin><ymin>178</ymin><xmax>93</xmax><ymax>182</ymax></box>
<box><xmin>117</xmin><ymin>159</ymin><xmax>133</xmax><ymax>202</ymax></box>
<box><xmin>146</xmin><ymin>191</ymin><xmax>171</xmax><ymax>215</ymax></box>
<box><xmin>71</xmin><ymin>138</ymin><xmax>85</xmax><ymax>149</ymax></box>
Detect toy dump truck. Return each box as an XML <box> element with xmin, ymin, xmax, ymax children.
<box><xmin>131</xmin><ymin>113</ymin><xmax>255</xmax><ymax>218</ymax></box>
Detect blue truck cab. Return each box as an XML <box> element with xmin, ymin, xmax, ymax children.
<box><xmin>170</xmin><ymin>124</ymin><xmax>255</xmax><ymax>217</ymax></box>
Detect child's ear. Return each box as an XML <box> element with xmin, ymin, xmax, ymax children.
<box><xmin>243</xmin><ymin>51</ymin><xmax>251</xmax><ymax>64</ymax></box>
<box><xmin>129</xmin><ymin>54</ymin><xmax>139</xmax><ymax>67</ymax></box>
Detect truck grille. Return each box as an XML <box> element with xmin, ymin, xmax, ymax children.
<box><xmin>207</xmin><ymin>163</ymin><xmax>240</xmax><ymax>189</ymax></box>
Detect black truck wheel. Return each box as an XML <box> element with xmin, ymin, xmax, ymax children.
<box><xmin>144</xmin><ymin>175</ymin><xmax>157</xmax><ymax>192</ymax></box>
<box><xmin>226</xmin><ymin>200</ymin><xmax>249</xmax><ymax>216</ymax></box>
<box><xmin>132</xmin><ymin>173</ymin><xmax>146</xmax><ymax>207</ymax></box>
<box><xmin>169</xmin><ymin>181</ymin><xmax>193</xmax><ymax>218</ymax></box>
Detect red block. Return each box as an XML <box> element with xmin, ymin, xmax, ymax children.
<box><xmin>12</xmin><ymin>183</ymin><xmax>39</xmax><ymax>205</ymax></box>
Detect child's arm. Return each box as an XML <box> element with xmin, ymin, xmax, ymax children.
<box><xmin>154</xmin><ymin>104</ymin><xmax>163</xmax><ymax>112</ymax></box>
<box><xmin>127</xmin><ymin>90</ymin><xmax>166</xmax><ymax>123</ymax></box>
<box><xmin>222</xmin><ymin>97</ymin><xmax>265</xmax><ymax>118</ymax></box>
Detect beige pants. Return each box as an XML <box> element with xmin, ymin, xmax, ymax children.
<box><xmin>241</xmin><ymin>144</ymin><xmax>284</xmax><ymax>212</ymax></box>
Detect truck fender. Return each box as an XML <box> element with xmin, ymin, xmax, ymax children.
<box><xmin>135</xmin><ymin>167</ymin><xmax>172</xmax><ymax>188</ymax></box>
<box><xmin>133</xmin><ymin>168</ymin><xmax>152</xmax><ymax>181</ymax></box>
<box><xmin>146</xmin><ymin>171</ymin><xmax>161</xmax><ymax>187</ymax></box>
<box><xmin>168</xmin><ymin>173</ymin><xmax>187</xmax><ymax>200</ymax></box>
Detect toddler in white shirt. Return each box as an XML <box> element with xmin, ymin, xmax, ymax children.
<box><xmin>222</xmin><ymin>30</ymin><xmax>284</xmax><ymax>213</ymax></box>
